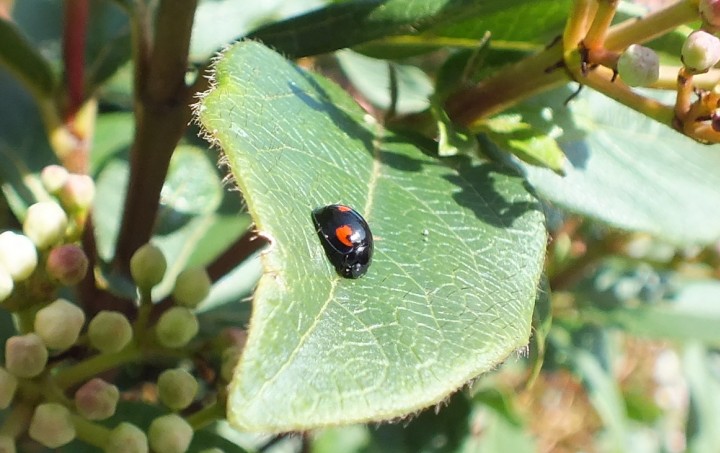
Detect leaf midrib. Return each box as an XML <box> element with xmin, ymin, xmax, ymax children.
<box><xmin>249</xmin><ymin>120</ymin><xmax>386</xmax><ymax>401</ymax></box>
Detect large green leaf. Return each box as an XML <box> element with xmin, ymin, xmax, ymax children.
<box><xmin>0</xmin><ymin>69</ymin><xmax>56</xmax><ymax>217</ymax></box>
<box><xmin>572</xmin><ymin>347</ymin><xmax>629</xmax><ymax>451</ymax></box>
<box><xmin>354</xmin><ymin>0</ymin><xmax>570</xmax><ymax>59</ymax></box>
<box><xmin>481</xmin><ymin>113</ymin><xmax>567</xmax><ymax>174</ymax></box>
<box><xmin>190</xmin><ymin>0</ymin><xmax>323</xmax><ymax>62</ymax></box>
<box><xmin>581</xmin><ymin>280</ymin><xmax>720</xmax><ymax>346</ymax></box>
<box><xmin>197</xmin><ymin>41</ymin><xmax>546</xmax><ymax>432</ymax></box>
<box><xmin>0</xmin><ymin>17</ymin><xmax>56</xmax><ymax>97</ymax></box>
<box><xmin>247</xmin><ymin>0</ymin><xmax>540</xmax><ymax>58</ymax></box>
<box><xmin>336</xmin><ymin>50</ymin><xmax>433</xmax><ymax>115</ymax></box>
<box><xmin>428</xmin><ymin>0</ymin><xmax>570</xmax><ymax>46</ymax></box>
<box><xmin>10</xmin><ymin>0</ymin><xmax>131</xmax><ymax>97</ymax></box>
<box><xmin>510</xmin><ymin>88</ymin><xmax>720</xmax><ymax>245</ymax></box>
<box><xmin>84</xmin><ymin>0</ymin><xmax>132</xmax><ymax>93</ymax></box>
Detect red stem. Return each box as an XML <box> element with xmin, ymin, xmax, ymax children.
<box><xmin>63</xmin><ymin>0</ymin><xmax>88</xmax><ymax>120</ymax></box>
<box><xmin>206</xmin><ymin>229</ymin><xmax>269</xmax><ymax>282</ymax></box>
<box><xmin>115</xmin><ymin>0</ymin><xmax>198</xmax><ymax>271</ymax></box>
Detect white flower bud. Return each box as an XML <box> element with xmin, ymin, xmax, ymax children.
<box><xmin>0</xmin><ymin>231</ymin><xmax>37</xmax><ymax>282</ymax></box>
<box><xmin>617</xmin><ymin>44</ymin><xmax>660</xmax><ymax>87</ymax></box>
<box><xmin>682</xmin><ymin>30</ymin><xmax>720</xmax><ymax>74</ymax></box>
<box><xmin>23</xmin><ymin>201</ymin><xmax>68</xmax><ymax>249</ymax></box>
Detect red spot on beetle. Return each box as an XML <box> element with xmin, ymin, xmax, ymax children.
<box><xmin>335</xmin><ymin>224</ymin><xmax>354</xmax><ymax>247</ymax></box>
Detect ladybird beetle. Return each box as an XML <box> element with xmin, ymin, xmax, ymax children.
<box><xmin>311</xmin><ymin>204</ymin><xmax>373</xmax><ymax>278</ymax></box>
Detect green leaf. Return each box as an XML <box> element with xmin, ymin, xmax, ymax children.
<box><xmin>90</xmin><ymin>111</ymin><xmax>133</xmax><ymax>262</ymax></box>
<box><xmin>515</xmin><ymin>87</ymin><xmax>720</xmax><ymax>245</ymax></box>
<box><xmin>342</xmin><ymin>392</ymin><xmax>473</xmax><ymax>453</ymax></box>
<box><xmin>0</xmin><ymin>17</ymin><xmax>56</xmax><ymax>97</ymax></box>
<box><xmin>90</xmin><ymin>112</ymin><xmax>134</xmax><ymax>173</ymax></box>
<box><xmin>336</xmin><ymin>50</ymin><xmax>433</xmax><ymax>115</ymax></box>
<box><xmin>351</xmin><ymin>0</ymin><xmax>567</xmax><ymax>60</ymax></box>
<box><xmin>91</xmin><ymin>113</ymin><xmax>251</xmax><ymax>302</ymax></box>
<box><xmin>93</xmin><ymin>158</ymin><xmax>129</xmax><ymax>262</ymax></box>
<box><xmin>569</xmin><ymin>327</ymin><xmax>629</xmax><ymax>452</ymax></box>
<box><xmin>469</xmin><ymin>398</ymin><xmax>536</xmax><ymax>452</ymax></box>
<box><xmin>427</xmin><ymin>0</ymin><xmax>570</xmax><ymax>46</ymax></box>
<box><xmin>247</xmin><ymin>0</ymin><xmax>542</xmax><ymax>58</ymax></box>
<box><xmin>190</xmin><ymin>0</ymin><xmax>321</xmax><ymax>62</ymax></box>
<box><xmin>0</xmin><ymin>69</ymin><xmax>56</xmax><ymax>218</ymax></box>
<box><xmin>151</xmin><ymin>145</ymin><xmax>226</xmax><ymax>295</ymax></box>
<box><xmin>312</xmin><ymin>425</ymin><xmax>372</xmax><ymax>453</ymax></box>
<box><xmin>582</xmin><ymin>280</ymin><xmax>720</xmax><ymax>346</ymax></box>
<box><xmin>160</xmin><ymin>145</ymin><xmax>223</xmax><ymax>217</ymax></box>
<box><xmin>11</xmin><ymin>0</ymin><xmax>62</xmax><ymax>50</ymax></box>
<box><xmin>473</xmin><ymin>388</ymin><xmax>524</xmax><ymax>427</ymax></box>
<box><xmin>84</xmin><ymin>1</ymin><xmax>132</xmax><ymax>91</ymax></box>
<box><xmin>624</xmin><ymin>390</ymin><xmax>662</xmax><ymax>423</ymax></box>
<box><xmin>197</xmin><ymin>41</ymin><xmax>546</xmax><ymax>432</ymax></box>
<box><xmin>528</xmin><ymin>276</ymin><xmax>552</xmax><ymax>385</ymax></box>
<box><xmin>431</xmin><ymin>98</ymin><xmax>478</xmax><ymax>157</ymax></box>
<box><xmin>684</xmin><ymin>342</ymin><xmax>720</xmax><ymax>453</ymax></box>
<box><xmin>189</xmin><ymin>430</ymin><xmax>250</xmax><ymax>453</ymax></box>
<box><xmin>2</xmin><ymin>0</ymin><xmax>133</xmax><ymax>124</ymax></box>
<box><xmin>8</xmin><ymin>0</ymin><xmax>131</xmax><ymax>98</ymax></box>
<box><xmin>573</xmin><ymin>348</ymin><xmax>629</xmax><ymax>452</ymax></box>
<box><xmin>481</xmin><ymin>113</ymin><xmax>567</xmax><ymax>174</ymax></box>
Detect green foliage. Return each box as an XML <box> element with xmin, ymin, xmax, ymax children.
<box><xmin>199</xmin><ymin>41</ymin><xmax>546</xmax><ymax>431</ymax></box>
<box><xmin>1</xmin><ymin>0</ymin><xmax>719</xmax><ymax>451</ymax></box>
<box><xmin>517</xmin><ymin>89</ymin><xmax>720</xmax><ymax>245</ymax></box>
<box><xmin>0</xmin><ymin>18</ymin><xmax>56</xmax><ymax>97</ymax></box>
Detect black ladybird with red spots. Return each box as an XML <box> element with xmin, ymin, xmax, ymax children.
<box><xmin>311</xmin><ymin>204</ymin><xmax>373</xmax><ymax>278</ymax></box>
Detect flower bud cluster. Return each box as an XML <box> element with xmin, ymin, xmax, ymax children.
<box><xmin>682</xmin><ymin>1</ymin><xmax>720</xmax><ymax>77</ymax></box>
<box><xmin>0</xmin><ymin>184</ymin><xmax>113</xmax><ymax>450</ymax></box>
<box><xmin>0</xmin><ymin>164</ymin><xmax>96</xmax><ymax>307</ymax></box>
<box><xmin>602</xmin><ymin>3</ymin><xmax>720</xmax><ymax>92</ymax></box>
<box><xmin>0</xmin><ymin>165</ymin><xmax>215</xmax><ymax>453</ymax></box>
<box><xmin>128</xmin><ymin>243</ymin><xmax>212</xmax><ymax>349</ymax></box>
<box><xmin>40</xmin><ymin>165</ymin><xmax>95</xmax><ymax>214</ymax></box>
